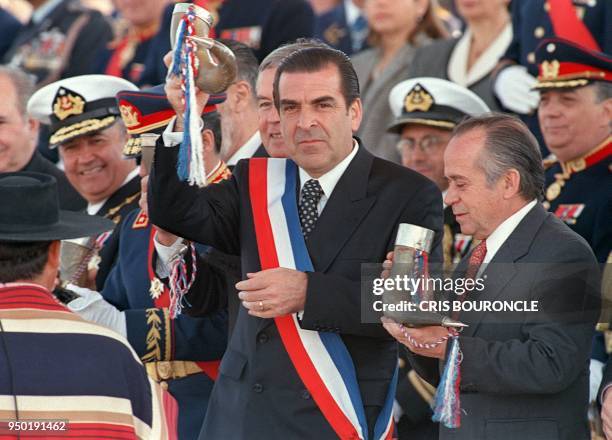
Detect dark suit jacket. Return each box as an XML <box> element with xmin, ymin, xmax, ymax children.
<box><xmin>149</xmin><ymin>142</ymin><xmax>444</xmax><ymax>439</ymax></box>
<box><xmin>22</xmin><ymin>151</ymin><xmax>85</xmax><ymax>211</ymax></box>
<box><xmin>409</xmin><ymin>203</ymin><xmax>600</xmax><ymax>440</ymax></box>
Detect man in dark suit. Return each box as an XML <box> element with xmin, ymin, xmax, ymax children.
<box><xmin>216</xmin><ymin>39</ymin><xmax>267</xmax><ymax>167</ymax></box>
<box><xmin>149</xmin><ymin>45</ymin><xmax>443</xmax><ymax>439</ymax></box>
<box><xmin>383</xmin><ymin>114</ymin><xmax>600</xmax><ymax>440</ymax></box>
<box><xmin>0</xmin><ymin>66</ymin><xmax>84</xmax><ymax>211</ymax></box>
<box><xmin>386</xmin><ymin>77</ymin><xmax>490</xmax><ymax>440</ymax></box>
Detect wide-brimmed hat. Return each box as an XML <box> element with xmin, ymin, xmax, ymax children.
<box><xmin>0</xmin><ymin>172</ymin><xmax>115</xmax><ymax>242</ymax></box>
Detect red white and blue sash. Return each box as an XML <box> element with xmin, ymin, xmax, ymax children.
<box><xmin>248</xmin><ymin>158</ymin><xmax>397</xmax><ymax>440</ymax></box>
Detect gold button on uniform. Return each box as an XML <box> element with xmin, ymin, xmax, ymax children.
<box><xmin>534</xmin><ymin>27</ymin><xmax>545</xmax><ymax>38</ymax></box>
<box><xmin>527</xmin><ymin>52</ymin><xmax>536</xmax><ymax>64</ymax></box>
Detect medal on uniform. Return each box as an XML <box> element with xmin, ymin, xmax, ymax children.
<box><xmin>149</xmin><ymin>277</ymin><xmax>164</xmax><ymax>299</ymax></box>
<box><xmin>545</xmin><ymin>179</ymin><xmax>563</xmax><ymax>201</ymax></box>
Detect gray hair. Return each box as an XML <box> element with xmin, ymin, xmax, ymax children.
<box><xmin>218</xmin><ymin>39</ymin><xmax>259</xmax><ymax>98</ymax></box>
<box><xmin>453</xmin><ymin>113</ymin><xmax>544</xmax><ymax>201</ymax></box>
<box><xmin>593</xmin><ymin>81</ymin><xmax>612</xmax><ymax>103</ymax></box>
<box><xmin>0</xmin><ymin>66</ymin><xmax>36</xmax><ymax>117</ymax></box>
<box><xmin>259</xmin><ymin>38</ymin><xmax>329</xmax><ymax>73</ymax></box>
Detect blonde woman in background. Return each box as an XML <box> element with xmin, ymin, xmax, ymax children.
<box><xmin>351</xmin><ymin>0</ymin><xmax>446</xmax><ymax>163</ymax></box>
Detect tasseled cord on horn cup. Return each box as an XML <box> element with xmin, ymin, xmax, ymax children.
<box><xmin>170</xmin><ymin>5</ymin><xmax>207</xmax><ymax>188</ymax></box>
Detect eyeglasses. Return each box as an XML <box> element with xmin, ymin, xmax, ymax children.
<box><xmin>397</xmin><ymin>135</ymin><xmax>447</xmax><ymax>154</ymax></box>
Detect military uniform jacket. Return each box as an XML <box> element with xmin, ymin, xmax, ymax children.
<box><xmin>544</xmin><ymin>137</ymin><xmax>611</xmax><ymax>263</ymax></box>
<box><xmin>2</xmin><ymin>0</ymin><xmax>112</xmax><ymax>85</ymax></box>
<box><xmin>216</xmin><ymin>0</ymin><xmax>315</xmax><ymax>61</ymax></box>
<box><xmin>94</xmin><ymin>175</ymin><xmax>141</xmax><ymax>290</ymax></box>
<box><xmin>101</xmin><ymin>208</ymin><xmax>228</xmax><ymax>439</ymax></box>
<box><xmin>0</xmin><ymin>8</ymin><xmax>21</xmax><ymax>59</ymax></box>
<box><xmin>503</xmin><ymin>0</ymin><xmax>611</xmax><ymax>77</ymax></box>
<box><xmin>149</xmin><ymin>141</ymin><xmax>444</xmax><ymax>439</ymax></box>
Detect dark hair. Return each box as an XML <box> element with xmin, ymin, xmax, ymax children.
<box><xmin>452</xmin><ymin>113</ymin><xmax>544</xmax><ymax>201</ymax></box>
<box><xmin>202</xmin><ymin>111</ymin><xmax>222</xmax><ymax>154</ymax></box>
<box><xmin>218</xmin><ymin>38</ymin><xmax>259</xmax><ymax>98</ymax></box>
<box><xmin>0</xmin><ymin>241</ymin><xmax>52</xmax><ymax>283</ymax></box>
<box><xmin>273</xmin><ymin>45</ymin><xmax>360</xmax><ymax>109</ymax></box>
<box><xmin>259</xmin><ymin>38</ymin><xmax>329</xmax><ymax>73</ymax></box>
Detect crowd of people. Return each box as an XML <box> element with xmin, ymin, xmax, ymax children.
<box><xmin>0</xmin><ymin>0</ymin><xmax>610</xmax><ymax>439</ymax></box>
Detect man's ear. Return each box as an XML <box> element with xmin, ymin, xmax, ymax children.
<box><xmin>349</xmin><ymin>97</ymin><xmax>363</xmax><ymax>133</ymax></box>
<box><xmin>201</xmin><ymin>128</ymin><xmax>215</xmax><ymax>153</ymax></box>
<box><xmin>48</xmin><ymin>240</ymin><xmax>61</xmax><ymax>271</ymax></box>
<box><xmin>502</xmin><ymin>169</ymin><xmax>522</xmax><ymax>199</ymax></box>
<box><xmin>233</xmin><ymin>80</ymin><xmax>254</xmax><ymax>112</ymax></box>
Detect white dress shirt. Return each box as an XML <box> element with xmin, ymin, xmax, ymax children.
<box><xmin>87</xmin><ymin>167</ymin><xmax>140</xmax><ymax>215</ymax></box>
<box><xmin>298</xmin><ymin>139</ymin><xmax>359</xmax><ymax>215</ymax></box>
<box><xmin>227</xmin><ymin>131</ymin><xmax>262</xmax><ymax>166</ymax></box>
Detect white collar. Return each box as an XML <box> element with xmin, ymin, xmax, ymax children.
<box><xmin>87</xmin><ymin>166</ymin><xmax>140</xmax><ymax>215</ymax></box>
<box><xmin>447</xmin><ymin>23</ymin><xmax>513</xmax><ymax>87</ymax></box>
<box><xmin>344</xmin><ymin>0</ymin><xmax>361</xmax><ymax>26</ymax></box>
<box><xmin>298</xmin><ymin>139</ymin><xmax>358</xmax><ymax>201</ymax></box>
<box><xmin>483</xmin><ymin>199</ymin><xmax>537</xmax><ymax>264</ymax></box>
<box><xmin>442</xmin><ymin>189</ymin><xmax>448</xmax><ymax>209</ymax></box>
<box><xmin>227</xmin><ymin>131</ymin><xmax>262</xmax><ymax>166</ymax></box>
<box><xmin>32</xmin><ymin>0</ymin><xmax>64</xmax><ymax>23</ymax></box>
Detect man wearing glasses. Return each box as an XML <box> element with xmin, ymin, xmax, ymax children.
<box><xmin>385</xmin><ymin>77</ymin><xmax>490</xmax><ymax>439</ymax></box>
<box><xmin>388</xmin><ymin>77</ymin><xmax>490</xmax><ymax>270</ymax></box>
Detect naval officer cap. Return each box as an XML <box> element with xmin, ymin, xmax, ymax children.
<box><xmin>387</xmin><ymin>77</ymin><xmax>490</xmax><ymax>133</ymax></box>
<box><xmin>27</xmin><ymin>74</ymin><xmax>138</xmax><ymax>147</ymax></box>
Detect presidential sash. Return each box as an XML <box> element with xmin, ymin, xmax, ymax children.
<box><xmin>248</xmin><ymin>158</ymin><xmax>397</xmax><ymax>440</ymax></box>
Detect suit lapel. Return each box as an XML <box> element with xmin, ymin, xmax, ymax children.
<box><xmin>460</xmin><ymin>204</ymin><xmax>548</xmax><ymax>337</ymax></box>
<box><xmin>305</xmin><ymin>145</ymin><xmax>376</xmax><ymax>273</ymax></box>
<box><xmin>257</xmin><ymin>145</ymin><xmax>376</xmax><ymax>332</ymax></box>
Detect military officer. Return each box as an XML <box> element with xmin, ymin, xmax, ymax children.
<box><xmin>386</xmin><ymin>77</ymin><xmax>490</xmax><ymax>440</ymax></box>
<box><xmin>534</xmin><ymin>37</ymin><xmax>611</xmax><ymax>421</ymax></box>
<box><xmin>314</xmin><ymin>0</ymin><xmax>367</xmax><ymax>56</ymax></box>
<box><xmin>27</xmin><ymin>75</ymin><xmax>142</xmax><ymax>288</ymax></box>
<box><xmin>535</xmin><ymin>37</ymin><xmax>611</xmax><ymax>264</ymax></box>
<box><xmin>2</xmin><ymin>0</ymin><xmax>112</xmax><ymax>85</ymax></box>
<box><xmin>68</xmin><ymin>85</ymin><xmax>231</xmax><ymax>439</ymax></box>
<box><xmin>493</xmin><ymin>0</ymin><xmax>611</xmax><ymax>155</ymax></box>
<box><xmin>388</xmin><ymin>77</ymin><xmax>490</xmax><ymax>271</ymax></box>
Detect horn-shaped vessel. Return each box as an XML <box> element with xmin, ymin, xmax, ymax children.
<box><xmin>170</xmin><ymin>3</ymin><xmax>237</xmax><ymax>94</ymax></box>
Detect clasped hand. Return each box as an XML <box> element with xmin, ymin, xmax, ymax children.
<box><xmin>237</xmin><ymin>268</ymin><xmax>307</xmax><ymax>319</ymax></box>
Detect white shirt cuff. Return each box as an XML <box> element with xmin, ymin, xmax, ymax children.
<box><xmin>153</xmin><ymin>233</ymin><xmax>184</xmax><ymax>278</ymax></box>
<box><xmin>162</xmin><ymin>116</ymin><xmax>183</xmax><ymax>147</ymax></box>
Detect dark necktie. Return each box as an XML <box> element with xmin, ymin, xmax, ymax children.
<box><xmin>299</xmin><ymin>179</ymin><xmax>324</xmax><ymax>239</ymax></box>
<box><xmin>452</xmin><ymin>240</ymin><xmax>487</xmax><ymax>320</ymax></box>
